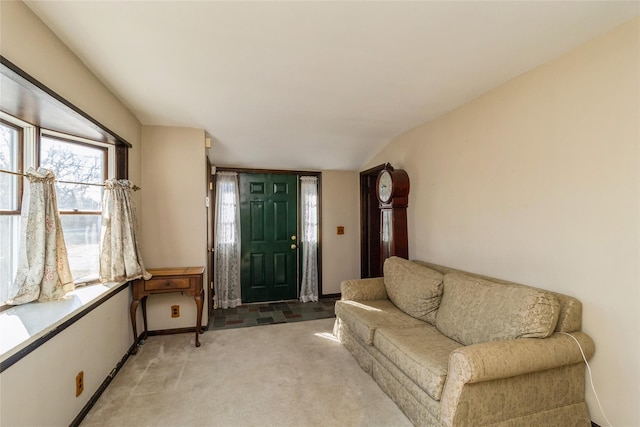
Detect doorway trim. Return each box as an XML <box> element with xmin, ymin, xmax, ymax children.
<box><xmin>206</xmin><ymin>158</ymin><xmax>215</xmax><ymax>315</ymax></box>
<box><xmin>210</xmin><ymin>167</ymin><xmax>322</xmax><ymax>304</ymax></box>
<box><xmin>360</xmin><ymin>163</ymin><xmax>386</xmax><ymax>279</ymax></box>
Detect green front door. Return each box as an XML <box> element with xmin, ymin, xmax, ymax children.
<box><xmin>239</xmin><ymin>173</ymin><xmax>298</xmax><ymax>303</ymax></box>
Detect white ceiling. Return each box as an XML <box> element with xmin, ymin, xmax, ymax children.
<box><xmin>25</xmin><ymin>1</ymin><xmax>638</xmax><ymax>171</ymax></box>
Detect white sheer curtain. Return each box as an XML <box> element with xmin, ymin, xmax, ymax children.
<box><xmin>99</xmin><ymin>179</ymin><xmax>150</xmax><ymax>283</ymax></box>
<box><xmin>299</xmin><ymin>176</ymin><xmax>319</xmax><ymax>303</ymax></box>
<box><xmin>214</xmin><ymin>171</ymin><xmax>242</xmax><ymax>308</ymax></box>
<box><xmin>7</xmin><ymin>168</ymin><xmax>74</xmax><ymax>305</ymax></box>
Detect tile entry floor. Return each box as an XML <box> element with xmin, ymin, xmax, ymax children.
<box><xmin>208</xmin><ymin>298</ymin><xmax>337</xmax><ymax>330</ymax></box>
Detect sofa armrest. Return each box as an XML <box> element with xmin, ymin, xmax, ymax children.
<box><xmin>450</xmin><ymin>332</ymin><xmax>594</xmax><ymax>384</ymax></box>
<box><xmin>440</xmin><ymin>332</ymin><xmax>594</xmax><ymax>425</ymax></box>
<box><xmin>340</xmin><ymin>278</ymin><xmax>388</xmax><ymax>301</ymax></box>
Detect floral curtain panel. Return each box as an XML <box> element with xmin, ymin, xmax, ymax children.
<box><xmin>99</xmin><ymin>179</ymin><xmax>150</xmax><ymax>283</ymax></box>
<box><xmin>299</xmin><ymin>176</ymin><xmax>319</xmax><ymax>303</ymax></box>
<box><xmin>7</xmin><ymin>168</ymin><xmax>74</xmax><ymax>305</ymax></box>
<box><xmin>213</xmin><ymin>171</ymin><xmax>242</xmax><ymax>309</ymax></box>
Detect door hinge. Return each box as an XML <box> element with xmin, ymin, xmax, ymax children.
<box><xmin>209</xmin><ymin>182</ymin><xmax>213</xmax><ymax>190</ymax></box>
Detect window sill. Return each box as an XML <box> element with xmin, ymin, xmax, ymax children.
<box><xmin>0</xmin><ymin>281</ymin><xmax>129</xmax><ymax>372</ymax></box>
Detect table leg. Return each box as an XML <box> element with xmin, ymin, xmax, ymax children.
<box><xmin>141</xmin><ymin>296</ymin><xmax>149</xmax><ymax>341</ymax></box>
<box><xmin>194</xmin><ymin>290</ymin><xmax>203</xmax><ymax>347</ymax></box>
<box><xmin>130</xmin><ymin>298</ymin><xmax>140</xmax><ymax>354</ymax></box>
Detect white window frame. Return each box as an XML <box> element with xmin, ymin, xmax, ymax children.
<box><xmin>34</xmin><ymin>128</ymin><xmax>116</xmax><ymax>286</ymax></box>
<box><xmin>0</xmin><ymin>112</ymin><xmax>116</xmax><ymax>299</ymax></box>
<box><xmin>41</xmin><ymin>129</ymin><xmax>116</xmax><ymax>178</ymax></box>
<box><xmin>0</xmin><ymin>112</ymin><xmax>35</xmax><ymax>304</ymax></box>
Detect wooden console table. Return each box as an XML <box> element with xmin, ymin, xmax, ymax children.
<box><xmin>130</xmin><ymin>267</ymin><xmax>205</xmax><ymax>354</ymax></box>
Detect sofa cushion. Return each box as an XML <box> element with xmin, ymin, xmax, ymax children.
<box><xmin>335</xmin><ymin>299</ymin><xmax>425</xmax><ymax>345</ymax></box>
<box><xmin>383</xmin><ymin>257</ymin><xmax>444</xmax><ymax>324</ymax></box>
<box><xmin>374</xmin><ymin>325</ymin><xmax>463</xmax><ymax>401</ymax></box>
<box><xmin>436</xmin><ymin>273</ymin><xmax>560</xmax><ymax>345</ymax></box>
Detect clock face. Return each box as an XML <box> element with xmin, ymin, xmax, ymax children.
<box><xmin>378</xmin><ymin>170</ymin><xmax>392</xmax><ymax>203</ymax></box>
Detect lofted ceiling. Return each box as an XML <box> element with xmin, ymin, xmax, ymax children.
<box><xmin>25</xmin><ymin>1</ymin><xmax>638</xmax><ymax>171</ymax></box>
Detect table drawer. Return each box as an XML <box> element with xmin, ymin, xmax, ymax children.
<box><xmin>144</xmin><ymin>277</ymin><xmax>191</xmax><ymax>291</ymax></box>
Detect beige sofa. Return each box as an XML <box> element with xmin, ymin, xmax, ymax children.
<box><xmin>333</xmin><ymin>257</ymin><xmax>595</xmax><ymax>426</ymax></box>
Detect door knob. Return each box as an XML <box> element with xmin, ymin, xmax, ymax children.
<box><xmin>291</xmin><ymin>244</ymin><xmax>297</xmax><ymax>249</ymax></box>
<box><xmin>291</xmin><ymin>235</ymin><xmax>296</xmax><ymax>241</ymax></box>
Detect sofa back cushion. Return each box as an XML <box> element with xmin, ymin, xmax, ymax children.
<box><xmin>415</xmin><ymin>261</ymin><xmax>583</xmax><ymax>333</ymax></box>
<box><xmin>383</xmin><ymin>257</ymin><xmax>444</xmax><ymax>324</ymax></box>
<box><xmin>435</xmin><ymin>272</ymin><xmax>560</xmax><ymax>345</ymax></box>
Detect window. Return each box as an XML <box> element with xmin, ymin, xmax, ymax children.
<box><xmin>40</xmin><ymin>134</ymin><xmax>108</xmax><ymax>283</ymax></box>
<box><xmin>0</xmin><ymin>120</ymin><xmax>22</xmax><ymax>303</ymax></box>
<box><xmin>0</xmin><ymin>113</ymin><xmax>115</xmax><ymax>302</ymax></box>
<box><xmin>0</xmin><ymin>58</ymin><xmax>133</xmax><ymax>369</ymax></box>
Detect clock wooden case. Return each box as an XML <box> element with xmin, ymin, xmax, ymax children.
<box><xmin>376</xmin><ymin>165</ymin><xmax>410</xmax><ymax>268</ymax></box>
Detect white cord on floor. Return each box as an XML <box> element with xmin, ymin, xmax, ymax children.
<box><xmin>559</xmin><ymin>331</ymin><xmax>613</xmax><ymax>427</ymax></box>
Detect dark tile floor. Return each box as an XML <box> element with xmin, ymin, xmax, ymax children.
<box><xmin>208</xmin><ymin>298</ymin><xmax>337</xmax><ymax>330</ymax></box>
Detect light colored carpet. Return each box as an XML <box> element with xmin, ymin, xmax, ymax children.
<box><xmin>80</xmin><ymin>318</ymin><xmax>412</xmax><ymax>427</ymax></box>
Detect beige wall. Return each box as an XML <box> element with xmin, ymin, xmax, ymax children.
<box><xmin>365</xmin><ymin>17</ymin><xmax>640</xmax><ymax>426</ymax></box>
<box><xmin>0</xmin><ymin>290</ymin><xmax>132</xmax><ymax>426</ymax></box>
<box><xmin>321</xmin><ymin>171</ymin><xmax>361</xmax><ymax>294</ymax></box>
<box><xmin>140</xmin><ymin>126</ymin><xmax>208</xmax><ymax>330</ymax></box>
<box><xmin>3</xmin><ymin>0</ymin><xmax>638</xmax><ymax>424</ymax></box>
<box><xmin>0</xmin><ymin>0</ymin><xmax>142</xmax><ymax>190</ymax></box>
<box><xmin>0</xmin><ymin>2</ymin><xmax>142</xmax><ymax>425</ymax></box>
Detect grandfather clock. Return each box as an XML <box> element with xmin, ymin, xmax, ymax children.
<box><xmin>376</xmin><ymin>164</ymin><xmax>410</xmax><ymax>270</ymax></box>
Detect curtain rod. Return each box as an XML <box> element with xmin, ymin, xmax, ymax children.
<box><xmin>0</xmin><ymin>169</ymin><xmax>141</xmax><ymax>191</ymax></box>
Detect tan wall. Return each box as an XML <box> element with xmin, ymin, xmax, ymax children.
<box><xmin>0</xmin><ymin>290</ymin><xmax>132</xmax><ymax>426</ymax></box>
<box><xmin>0</xmin><ymin>0</ymin><xmax>142</xmax><ymax>192</ymax></box>
<box><xmin>140</xmin><ymin>125</ymin><xmax>208</xmax><ymax>330</ymax></box>
<box><xmin>321</xmin><ymin>171</ymin><xmax>361</xmax><ymax>294</ymax></box>
<box><xmin>0</xmin><ymin>2</ymin><xmax>142</xmax><ymax>425</ymax></box>
<box><xmin>365</xmin><ymin>17</ymin><xmax>639</xmax><ymax>426</ymax></box>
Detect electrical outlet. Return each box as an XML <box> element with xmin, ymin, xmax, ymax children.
<box><xmin>76</xmin><ymin>371</ymin><xmax>84</xmax><ymax>397</ymax></box>
<box><xmin>171</xmin><ymin>305</ymin><xmax>180</xmax><ymax>318</ymax></box>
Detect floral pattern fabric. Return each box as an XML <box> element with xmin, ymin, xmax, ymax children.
<box><xmin>100</xmin><ymin>179</ymin><xmax>150</xmax><ymax>283</ymax></box>
<box><xmin>435</xmin><ymin>272</ymin><xmax>560</xmax><ymax>345</ymax></box>
<box><xmin>335</xmin><ymin>263</ymin><xmax>595</xmax><ymax>426</ymax></box>
<box><xmin>383</xmin><ymin>256</ymin><xmax>444</xmax><ymax>324</ymax></box>
<box><xmin>7</xmin><ymin>168</ymin><xmax>74</xmax><ymax>304</ymax></box>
